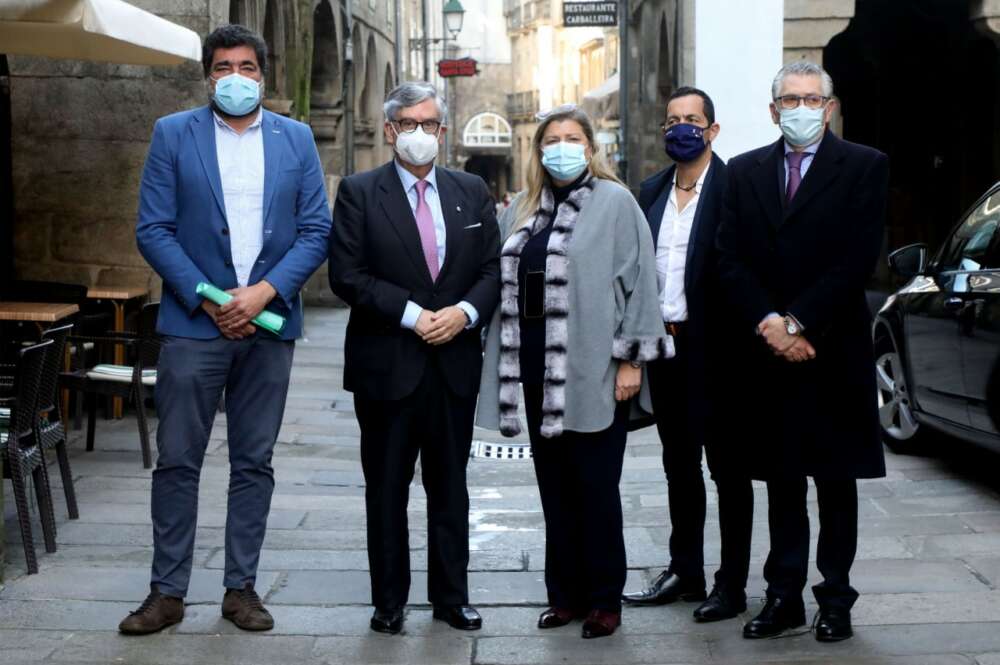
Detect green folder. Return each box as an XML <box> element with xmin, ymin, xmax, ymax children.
<box><xmin>196</xmin><ymin>283</ymin><xmax>286</xmax><ymax>336</ymax></box>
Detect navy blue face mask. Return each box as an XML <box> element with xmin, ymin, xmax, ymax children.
<box><xmin>664</xmin><ymin>123</ymin><xmax>709</xmax><ymax>163</ymax></box>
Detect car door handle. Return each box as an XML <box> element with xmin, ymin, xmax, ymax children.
<box><xmin>944</xmin><ymin>297</ymin><xmax>965</xmax><ymax>312</ymax></box>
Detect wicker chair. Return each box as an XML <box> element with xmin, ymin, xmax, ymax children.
<box><xmin>1</xmin><ymin>339</ymin><xmax>58</xmax><ymax>575</ymax></box>
<box><xmin>60</xmin><ymin>303</ymin><xmax>160</xmax><ymax>469</ymax></box>
<box><xmin>36</xmin><ymin>324</ymin><xmax>78</xmax><ymax>519</ymax></box>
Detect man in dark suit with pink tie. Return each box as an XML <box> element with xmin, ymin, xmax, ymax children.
<box><xmin>328</xmin><ymin>81</ymin><xmax>501</xmax><ymax>635</ymax></box>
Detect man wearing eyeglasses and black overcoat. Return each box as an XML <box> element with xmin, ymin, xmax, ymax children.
<box><xmin>716</xmin><ymin>62</ymin><xmax>889</xmax><ymax>643</ymax></box>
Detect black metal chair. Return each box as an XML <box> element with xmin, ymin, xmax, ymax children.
<box><xmin>1</xmin><ymin>339</ymin><xmax>58</xmax><ymax>575</ymax></box>
<box><xmin>60</xmin><ymin>303</ymin><xmax>160</xmax><ymax>469</ymax></box>
<box><xmin>36</xmin><ymin>323</ymin><xmax>78</xmax><ymax>519</ymax></box>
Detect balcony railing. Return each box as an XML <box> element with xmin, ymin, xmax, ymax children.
<box><xmin>505</xmin><ymin>0</ymin><xmax>550</xmax><ymax>32</ymax></box>
<box><xmin>506</xmin><ymin>91</ymin><xmax>540</xmax><ymax>120</ymax></box>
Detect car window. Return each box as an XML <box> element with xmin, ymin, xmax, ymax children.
<box><xmin>940</xmin><ymin>191</ymin><xmax>1000</xmax><ymax>272</ymax></box>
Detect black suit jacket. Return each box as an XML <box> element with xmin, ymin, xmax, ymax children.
<box><xmin>638</xmin><ymin>154</ymin><xmax>734</xmax><ymax>449</ymax></box>
<box><xmin>716</xmin><ymin>130</ymin><xmax>889</xmax><ymax>479</ymax></box>
<box><xmin>328</xmin><ymin>161</ymin><xmax>501</xmax><ymax>401</ymax></box>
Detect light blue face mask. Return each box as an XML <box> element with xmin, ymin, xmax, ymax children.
<box><xmin>541</xmin><ymin>142</ymin><xmax>589</xmax><ymax>182</ymax></box>
<box><xmin>778</xmin><ymin>105</ymin><xmax>825</xmax><ymax>147</ymax></box>
<box><xmin>212</xmin><ymin>73</ymin><xmax>262</xmax><ymax>117</ymax></box>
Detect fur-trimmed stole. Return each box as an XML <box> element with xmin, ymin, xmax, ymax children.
<box><xmin>497</xmin><ymin>176</ymin><xmax>596</xmax><ymax>439</ymax></box>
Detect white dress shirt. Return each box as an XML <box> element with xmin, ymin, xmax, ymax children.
<box><xmin>393</xmin><ymin>160</ymin><xmax>478</xmax><ymax>329</ymax></box>
<box><xmin>656</xmin><ymin>164</ymin><xmax>709</xmax><ymax>323</ymax></box>
<box><xmin>214</xmin><ymin>111</ymin><xmax>265</xmax><ymax>288</ymax></box>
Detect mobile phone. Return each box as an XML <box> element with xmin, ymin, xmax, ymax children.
<box><xmin>523</xmin><ymin>271</ymin><xmax>545</xmax><ymax>319</ymax></box>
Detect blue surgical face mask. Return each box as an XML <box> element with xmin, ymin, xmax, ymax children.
<box><xmin>541</xmin><ymin>142</ymin><xmax>589</xmax><ymax>182</ymax></box>
<box><xmin>664</xmin><ymin>123</ymin><xmax>708</xmax><ymax>163</ymax></box>
<box><xmin>212</xmin><ymin>73</ymin><xmax>262</xmax><ymax>117</ymax></box>
<box><xmin>778</xmin><ymin>105</ymin><xmax>825</xmax><ymax>147</ymax></box>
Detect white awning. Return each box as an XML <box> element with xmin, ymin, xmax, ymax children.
<box><xmin>0</xmin><ymin>0</ymin><xmax>201</xmax><ymax>66</ymax></box>
<box><xmin>582</xmin><ymin>71</ymin><xmax>620</xmax><ymax>122</ymax></box>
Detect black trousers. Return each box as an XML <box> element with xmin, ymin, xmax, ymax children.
<box><xmin>523</xmin><ymin>381</ymin><xmax>629</xmax><ymax>613</ymax></box>
<box><xmin>354</xmin><ymin>359</ymin><xmax>475</xmax><ymax>610</ymax></box>
<box><xmin>647</xmin><ymin>330</ymin><xmax>754</xmax><ymax>593</ymax></box>
<box><xmin>764</xmin><ymin>476</ymin><xmax>859</xmax><ymax>610</ymax></box>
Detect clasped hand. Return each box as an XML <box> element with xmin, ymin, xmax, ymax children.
<box><xmin>202</xmin><ymin>281</ymin><xmax>277</xmax><ymax>340</ymax></box>
<box><xmin>758</xmin><ymin>316</ymin><xmax>816</xmax><ymax>363</ymax></box>
<box><xmin>415</xmin><ymin>306</ymin><xmax>468</xmax><ymax>345</ymax></box>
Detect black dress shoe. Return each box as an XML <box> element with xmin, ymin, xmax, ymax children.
<box><xmin>370</xmin><ymin>607</ymin><xmax>404</xmax><ymax>634</ymax></box>
<box><xmin>743</xmin><ymin>596</ymin><xmax>806</xmax><ymax>639</ymax></box>
<box><xmin>622</xmin><ymin>570</ymin><xmax>707</xmax><ymax>606</ymax></box>
<box><xmin>814</xmin><ymin>608</ymin><xmax>853</xmax><ymax>642</ymax></box>
<box><xmin>433</xmin><ymin>605</ymin><xmax>482</xmax><ymax>630</ymax></box>
<box><xmin>693</xmin><ymin>585</ymin><xmax>747</xmax><ymax>623</ymax></box>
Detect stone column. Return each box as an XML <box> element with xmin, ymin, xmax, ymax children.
<box><xmin>783</xmin><ymin>0</ymin><xmax>855</xmax><ymax>64</ymax></box>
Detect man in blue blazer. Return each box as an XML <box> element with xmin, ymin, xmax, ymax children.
<box><xmin>121</xmin><ymin>25</ymin><xmax>330</xmax><ymax>635</ymax></box>
<box><xmin>622</xmin><ymin>87</ymin><xmax>754</xmax><ymax>625</ymax></box>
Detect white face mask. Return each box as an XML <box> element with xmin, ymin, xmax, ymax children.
<box><xmin>779</xmin><ymin>106</ymin><xmax>826</xmax><ymax>148</ymax></box>
<box><xmin>393</xmin><ymin>125</ymin><xmax>441</xmax><ymax>166</ymax></box>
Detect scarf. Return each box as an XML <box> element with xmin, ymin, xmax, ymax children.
<box><xmin>498</xmin><ymin>175</ymin><xmax>596</xmax><ymax>439</ymax></box>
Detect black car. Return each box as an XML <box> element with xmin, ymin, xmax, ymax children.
<box><xmin>874</xmin><ymin>183</ymin><xmax>1000</xmax><ymax>453</ymax></box>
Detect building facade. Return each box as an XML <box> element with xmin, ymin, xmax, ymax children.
<box><xmin>784</xmin><ymin>0</ymin><xmax>1000</xmax><ymax>253</ymax></box>
<box><xmin>3</xmin><ymin>0</ymin><xmax>407</xmax><ymax>304</ymax></box>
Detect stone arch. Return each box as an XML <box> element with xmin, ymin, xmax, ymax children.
<box><xmin>310</xmin><ymin>0</ymin><xmax>340</xmax><ymax>110</ymax></box>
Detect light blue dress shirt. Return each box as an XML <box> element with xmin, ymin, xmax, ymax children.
<box><xmin>783</xmin><ymin>136</ymin><xmax>822</xmax><ymax>190</ymax></box>
<box><xmin>394</xmin><ymin>160</ymin><xmax>479</xmax><ymax>330</ymax></box>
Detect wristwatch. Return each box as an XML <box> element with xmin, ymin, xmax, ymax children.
<box><xmin>784</xmin><ymin>315</ymin><xmax>800</xmax><ymax>336</ymax></box>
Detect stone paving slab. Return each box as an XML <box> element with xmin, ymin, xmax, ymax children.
<box><xmin>5</xmin><ymin>308</ymin><xmax>1000</xmax><ymax>664</ymax></box>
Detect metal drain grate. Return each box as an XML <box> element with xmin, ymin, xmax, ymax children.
<box><xmin>470</xmin><ymin>440</ymin><xmax>532</xmax><ymax>460</ymax></box>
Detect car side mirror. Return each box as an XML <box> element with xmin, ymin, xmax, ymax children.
<box><xmin>888</xmin><ymin>243</ymin><xmax>929</xmax><ymax>278</ymax></box>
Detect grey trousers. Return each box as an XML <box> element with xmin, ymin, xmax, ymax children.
<box><xmin>150</xmin><ymin>335</ymin><xmax>294</xmax><ymax>597</ymax></box>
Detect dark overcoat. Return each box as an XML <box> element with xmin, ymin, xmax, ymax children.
<box><xmin>716</xmin><ymin>130</ymin><xmax>889</xmax><ymax>480</ymax></box>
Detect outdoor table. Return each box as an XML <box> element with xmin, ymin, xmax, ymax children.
<box><xmin>0</xmin><ymin>301</ymin><xmax>80</xmax><ymax>325</ymax></box>
<box><xmin>87</xmin><ymin>287</ymin><xmax>149</xmax><ymax>418</ymax></box>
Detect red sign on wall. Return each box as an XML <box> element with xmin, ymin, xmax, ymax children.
<box><xmin>438</xmin><ymin>58</ymin><xmax>478</xmax><ymax>78</ymax></box>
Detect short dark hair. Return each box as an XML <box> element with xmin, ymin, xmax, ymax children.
<box><xmin>202</xmin><ymin>24</ymin><xmax>268</xmax><ymax>78</ymax></box>
<box><xmin>665</xmin><ymin>86</ymin><xmax>716</xmax><ymax>125</ymax></box>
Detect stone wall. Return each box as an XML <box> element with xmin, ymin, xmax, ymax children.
<box><xmin>10</xmin><ymin>1</ymin><xmax>211</xmax><ymax>296</ymax></box>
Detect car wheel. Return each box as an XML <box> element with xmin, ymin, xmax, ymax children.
<box><xmin>875</xmin><ymin>341</ymin><xmax>924</xmax><ymax>451</ymax></box>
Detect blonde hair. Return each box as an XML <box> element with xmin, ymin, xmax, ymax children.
<box><xmin>511</xmin><ymin>105</ymin><xmax>623</xmax><ymax>233</ymax></box>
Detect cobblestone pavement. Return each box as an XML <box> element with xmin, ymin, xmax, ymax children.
<box><xmin>4</xmin><ymin>308</ymin><xmax>1000</xmax><ymax>664</ymax></box>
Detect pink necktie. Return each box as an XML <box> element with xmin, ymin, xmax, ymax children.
<box><xmin>786</xmin><ymin>151</ymin><xmax>806</xmax><ymax>203</ymax></box>
<box><xmin>414</xmin><ymin>180</ymin><xmax>440</xmax><ymax>281</ymax></box>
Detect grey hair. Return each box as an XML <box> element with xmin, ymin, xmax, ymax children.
<box><xmin>383</xmin><ymin>80</ymin><xmax>449</xmax><ymax>125</ymax></box>
<box><xmin>771</xmin><ymin>61</ymin><xmax>834</xmax><ymax>99</ymax></box>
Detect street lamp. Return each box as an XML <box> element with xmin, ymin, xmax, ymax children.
<box><xmin>442</xmin><ymin>0</ymin><xmax>465</xmax><ymax>39</ymax></box>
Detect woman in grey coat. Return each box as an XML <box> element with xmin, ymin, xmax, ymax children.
<box><xmin>476</xmin><ymin>105</ymin><xmax>668</xmax><ymax>638</ymax></box>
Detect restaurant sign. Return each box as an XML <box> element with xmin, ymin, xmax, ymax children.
<box><xmin>438</xmin><ymin>58</ymin><xmax>478</xmax><ymax>78</ymax></box>
<box><xmin>563</xmin><ymin>1</ymin><xmax>618</xmax><ymax>27</ymax></box>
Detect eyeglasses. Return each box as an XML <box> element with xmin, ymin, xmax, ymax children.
<box><xmin>393</xmin><ymin>119</ymin><xmax>442</xmax><ymax>134</ymax></box>
<box><xmin>774</xmin><ymin>94</ymin><xmax>830</xmax><ymax>110</ymax></box>
<box><xmin>535</xmin><ymin>103</ymin><xmax>580</xmax><ymax>121</ymax></box>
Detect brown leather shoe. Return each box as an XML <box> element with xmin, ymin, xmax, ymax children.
<box><xmin>118</xmin><ymin>586</ymin><xmax>184</xmax><ymax>635</ymax></box>
<box><xmin>581</xmin><ymin>609</ymin><xmax>621</xmax><ymax>639</ymax></box>
<box><xmin>222</xmin><ymin>583</ymin><xmax>274</xmax><ymax>631</ymax></box>
<box><xmin>538</xmin><ymin>607</ymin><xmax>586</xmax><ymax>629</ymax></box>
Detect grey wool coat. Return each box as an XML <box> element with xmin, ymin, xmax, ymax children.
<box><xmin>476</xmin><ymin>177</ymin><xmax>670</xmax><ymax>436</ymax></box>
